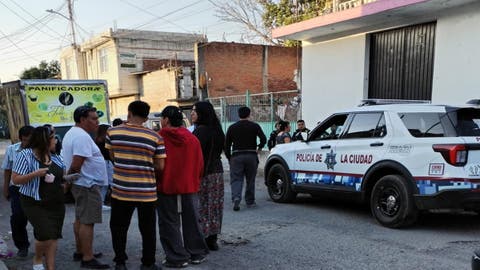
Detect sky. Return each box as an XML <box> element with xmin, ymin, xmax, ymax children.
<box><xmin>0</xmin><ymin>0</ymin><xmax>246</xmax><ymax>82</ymax></box>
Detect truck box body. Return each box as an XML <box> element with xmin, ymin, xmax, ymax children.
<box><xmin>0</xmin><ymin>79</ymin><xmax>109</xmax><ymax>142</ymax></box>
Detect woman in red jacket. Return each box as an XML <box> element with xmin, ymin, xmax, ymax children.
<box><xmin>157</xmin><ymin>106</ymin><xmax>209</xmax><ymax>268</ymax></box>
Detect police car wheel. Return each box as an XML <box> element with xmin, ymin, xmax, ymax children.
<box><xmin>267</xmin><ymin>164</ymin><xmax>296</xmax><ymax>203</ymax></box>
<box><xmin>370</xmin><ymin>175</ymin><xmax>418</xmax><ymax>228</ymax></box>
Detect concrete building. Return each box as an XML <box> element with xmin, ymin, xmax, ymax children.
<box><xmin>272</xmin><ymin>0</ymin><xmax>480</xmax><ymax>128</ymax></box>
<box><xmin>60</xmin><ymin>28</ymin><xmax>205</xmax><ymax>117</ymax></box>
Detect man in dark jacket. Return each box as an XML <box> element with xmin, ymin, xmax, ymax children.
<box><xmin>225</xmin><ymin>106</ymin><xmax>267</xmax><ymax>211</ymax></box>
<box><xmin>267</xmin><ymin>121</ymin><xmax>280</xmax><ymax>150</ymax></box>
<box><xmin>292</xmin><ymin>119</ymin><xmax>310</xmax><ymax>141</ymax></box>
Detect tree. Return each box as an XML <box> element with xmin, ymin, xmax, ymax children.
<box><xmin>20</xmin><ymin>60</ymin><xmax>61</xmax><ymax>79</ymax></box>
<box><xmin>209</xmin><ymin>0</ymin><xmax>275</xmax><ymax>45</ymax></box>
<box><xmin>212</xmin><ymin>0</ymin><xmax>332</xmax><ymax>45</ymax></box>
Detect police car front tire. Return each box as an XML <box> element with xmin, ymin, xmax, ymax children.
<box><xmin>267</xmin><ymin>164</ymin><xmax>297</xmax><ymax>203</ymax></box>
<box><xmin>370</xmin><ymin>174</ymin><xmax>418</xmax><ymax>228</ymax></box>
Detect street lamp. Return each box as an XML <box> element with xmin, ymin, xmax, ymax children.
<box><xmin>46</xmin><ymin>0</ymin><xmax>81</xmax><ymax>79</ymax></box>
<box><xmin>46</xmin><ymin>4</ymin><xmax>77</xmax><ymax>48</ymax></box>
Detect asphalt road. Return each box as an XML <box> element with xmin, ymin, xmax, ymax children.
<box><xmin>1</xmin><ymin>139</ymin><xmax>480</xmax><ymax>269</ymax></box>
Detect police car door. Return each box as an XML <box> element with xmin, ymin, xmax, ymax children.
<box><xmin>293</xmin><ymin>114</ymin><xmax>348</xmax><ymax>189</ymax></box>
<box><xmin>334</xmin><ymin>112</ymin><xmax>389</xmax><ymax>192</ymax></box>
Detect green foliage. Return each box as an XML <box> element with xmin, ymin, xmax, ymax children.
<box><xmin>262</xmin><ymin>0</ymin><xmax>331</xmax><ymax>28</ymax></box>
<box><xmin>260</xmin><ymin>0</ymin><xmax>331</xmax><ymax>46</ymax></box>
<box><xmin>20</xmin><ymin>60</ymin><xmax>61</xmax><ymax>79</ymax></box>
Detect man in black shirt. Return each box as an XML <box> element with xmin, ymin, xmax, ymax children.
<box><xmin>225</xmin><ymin>106</ymin><xmax>267</xmax><ymax>211</ymax></box>
<box><xmin>292</xmin><ymin>119</ymin><xmax>310</xmax><ymax>141</ymax></box>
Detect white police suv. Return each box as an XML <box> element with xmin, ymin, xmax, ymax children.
<box><xmin>264</xmin><ymin>100</ymin><xmax>480</xmax><ymax>228</ymax></box>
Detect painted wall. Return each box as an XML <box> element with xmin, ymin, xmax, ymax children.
<box><xmin>432</xmin><ymin>6</ymin><xmax>480</xmax><ymax>104</ymax></box>
<box><xmin>141</xmin><ymin>69</ymin><xmax>178</xmax><ymax>113</ymax></box>
<box><xmin>302</xmin><ymin>35</ymin><xmax>366</xmax><ymax>128</ymax></box>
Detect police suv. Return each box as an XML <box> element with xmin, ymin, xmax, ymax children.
<box><xmin>264</xmin><ymin>100</ymin><xmax>480</xmax><ymax>228</ymax></box>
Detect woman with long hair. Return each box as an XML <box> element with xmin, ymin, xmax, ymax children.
<box><xmin>276</xmin><ymin>120</ymin><xmax>291</xmax><ymax>144</ymax></box>
<box><xmin>191</xmin><ymin>101</ymin><xmax>225</xmax><ymax>251</ymax></box>
<box><xmin>12</xmin><ymin>126</ymin><xmax>66</xmax><ymax>270</ymax></box>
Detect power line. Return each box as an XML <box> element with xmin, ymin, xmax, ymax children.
<box><xmin>0</xmin><ymin>27</ymin><xmax>38</xmax><ymax>62</ymax></box>
<box><xmin>131</xmin><ymin>0</ymin><xmax>204</xmax><ymax>30</ymax></box>
<box><xmin>119</xmin><ymin>0</ymin><xmax>193</xmax><ymax>33</ymax></box>
<box><xmin>7</xmin><ymin>0</ymin><xmax>68</xmax><ymax>41</ymax></box>
<box><xmin>0</xmin><ymin>0</ymin><xmax>65</xmax><ymax>41</ymax></box>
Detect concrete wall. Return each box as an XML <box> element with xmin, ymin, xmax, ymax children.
<box><xmin>302</xmin><ymin>35</ymin><xmax>366</xmax><ymax>128</ymax></box>
<box><xmin>432</xmin><ymin>6</ymin><xmax>480</xmax><ymax>104</ymax></box>
<box><xmin>141</xmin><ymin>69</ymin><xmax>178</xmax><ymax>113</ymax></box>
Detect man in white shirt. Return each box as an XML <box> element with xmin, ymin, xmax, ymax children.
<box><xmin>2</xmin><ymin>125</ymin><xmax>34</xmax><ymax>258</ymax></box>
<box><xmin>62</xmin><ymin>106</ymin><xmax>109</xmax><ymax>269</ymax></box>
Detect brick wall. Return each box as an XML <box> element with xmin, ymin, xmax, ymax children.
<box><xmin>198</xmin><ymin>42</ymin><xmax>301</xmax><ymax>98</ymax></box>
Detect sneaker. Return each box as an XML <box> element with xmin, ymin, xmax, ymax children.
<box><xmin>233</xmin><ymin>200</ymin><xmax>240</xmax><ymax>211</ymax></box>
<box><xmin>115</xmin><ymin>263</ymin><xmax>128</xmax><ymax>270</ymax></box>
<box><xmin>140</xmin><ymin>264</ymin><xmax>160</xmax><ymax>270</ymax></box>
<box><xmin>17</xmin><ymin>248</ymin><xmax>28</xmax><ymax>258</ymax></box>
<box><xmin>246</xmin><ymin>202</ymin><xmax>257</xmax><ymax>208</ymax></box>
<box><xmin>80</xmin><ymin>258</ymin><xmax>110</xmax><ymax>269</ymax></box>
<box><xmin>189</xmin><ymin>256</ymin><xmax>206</xmax><ymax>265</ymax></box>
<box><xmin>33</xmin><ymin>263</ymin><xmax>45</xmax><ymax>270</ymax></box>
<box><xmin>73</xmin><ymin>252</ymin><xmax>103</xmax><ymax>261</ymax></box>
<box><xmin>102</xmin><ymin>205</ymin><xmax>111</xmax><ymax>211</ymax></box>
<box><xmin>162</xmin><ymin>259</ymin><xmax>188</xmax><ymax>268</ymax></box>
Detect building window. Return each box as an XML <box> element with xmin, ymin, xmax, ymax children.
<box><xmin>99</xmin><ymin>48</ymin><xmax>108</xmax><ymax>73</ymax></box>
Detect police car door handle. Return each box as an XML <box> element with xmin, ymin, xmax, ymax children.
<box><xmin>321</xmin><ymin>145</ymin><xmax>331</xmax><ymax>149</ymax></box>
<box><xmin>370</xmin><ymin>142</ymin><xmax>384</xmax><ymax>147</ymax></box>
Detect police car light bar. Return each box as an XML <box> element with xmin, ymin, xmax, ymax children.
<box><xmin>467</xmin><ymin>99</ymin><xmax>480</xmax><ymax>105</ymax></box>
<box><xmin>359</xmin><ymin>99</ymin><xmax>431</xmax><ymax>106</ymax></box>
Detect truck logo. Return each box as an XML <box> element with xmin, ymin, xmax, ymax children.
<box><xmin>59</xmin><ymin>92</ymin><xmax>74</xmax><ymax>106</ymax></box>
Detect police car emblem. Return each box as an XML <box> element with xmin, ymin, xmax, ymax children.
<box><xmin>325</xmin><ymin>149</ymin><xmax>337</xmax><ymax>170</ymax></box>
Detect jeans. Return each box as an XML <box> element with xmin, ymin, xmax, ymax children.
<box><xmin>110</xmin><ymin>198</ymin><xmax>157</xmax><ymax>265</ymax></box>
<box><xmin>9</xmin><ymin>186</ymin><xmax>29</xmax><ymax>251</ymax></box>
<box><xmin>157</xmin><ymin>193</ymin><xmax>208</xmax><ymax>263</ymax></box>
<box><xmin>229</xmin><ymin>153</ymin><xmax>259</xmax><ymax>204</ymax></box>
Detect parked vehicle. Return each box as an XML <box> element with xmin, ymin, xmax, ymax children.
<box><xmin>264</xmin><ymin>100</ymin><xmax>480</xmax><ymax>228</ymax></box>
<box><xmin>0</xmin><ymin>79</ymin><xmax>109</xmax><ymax>142</ymax></box>
<box><xmin>144</xmin><ymin>112</ymin><xmax>191</xmax><ymax>131</ymax></box>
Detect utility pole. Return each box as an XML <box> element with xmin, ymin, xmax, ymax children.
<box><xmin>67</xmin><ymin>0</ymin><xmax>77</xmax><ymax>48</ymax></box>
<box><xmin>47</xmin><ymin>0</ymin><xmax>83</xmax><ymax>79</ymax></box>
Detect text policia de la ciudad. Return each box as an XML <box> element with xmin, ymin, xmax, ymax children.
<box><xmin>296</xmin><ymin>153</ymin><xmax>373</xmax><ymax>164</ymax></box>
<box><xmin>26</xmin><ymin>86</ymin><xmax>103</xmax><ymax>91</ymax></box>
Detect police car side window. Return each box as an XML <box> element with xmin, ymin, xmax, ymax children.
<box><xmin>343</xmin><ymin>113</ymin><xmax>384</xmax><ymax>139</ymax></box>
<box><xmin>310</xmin><ymin>114</ymin><xmax>348</xmax><ymax>141</ymax></box>
<box><xmin>399</xmin><ymin>113</ymin><xmax>445</xmax><ymax>137</ymax></box>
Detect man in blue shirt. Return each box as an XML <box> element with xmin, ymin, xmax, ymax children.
<box><xmin>2</xmin><ymin>125</ymin><xmax>34</xmax><ymax>258</ymax></box>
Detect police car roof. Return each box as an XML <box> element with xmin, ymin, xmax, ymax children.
<box><xmin>339</xmin><ymin>103</ymin><xmax>478</xmax><ymax>114</ymax></box>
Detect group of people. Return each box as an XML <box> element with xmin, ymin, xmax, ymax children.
<box><xmin>267</xmin><ymin>119</ymin><xmax>311</xmax><ymax>150</ymax></box>
<box><xmin>2</xmin><ymin>100</ymin><xmax>304</xmax><ymax>270</ymax></box>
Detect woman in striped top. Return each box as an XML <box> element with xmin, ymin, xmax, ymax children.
<box><xmin>12</xmin><ymin>126</ymin><xmax>66</xmax><ymax>270</ymax></box>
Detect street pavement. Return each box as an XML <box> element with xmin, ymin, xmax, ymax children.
<box><xmin>0</xmin><ymin>139</ymin><xmax>269</xmax><ymax>270</ymax></box>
